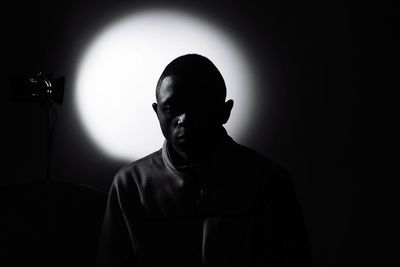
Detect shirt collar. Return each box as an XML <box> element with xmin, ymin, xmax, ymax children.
<box><xmin>161</xmin><ymin>128</ymin><xmax>233</xmax><ymax>178</ymax></box>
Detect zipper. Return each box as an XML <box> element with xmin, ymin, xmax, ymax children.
<box><xmin>193</xmin><ymin>171</ymin><xmax>204</xmax><ymax>267</ymax></box>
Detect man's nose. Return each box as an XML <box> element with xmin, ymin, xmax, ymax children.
<box><xmin>177</xmin><ymin>113</ymin><xmax>187</xmax><ymax>126</ymax></box>
<box><xmin>177</xmin><ymin>111</ymin><xmax>202</xmax><ymax>128</ymax></box>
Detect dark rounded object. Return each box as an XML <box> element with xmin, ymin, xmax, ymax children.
<box><xmin>0</xmin><ymin>181</ymin><xmax>107</xmax><ymax>267</ymax></box>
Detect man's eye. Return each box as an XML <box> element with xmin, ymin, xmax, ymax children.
<box><xmin>163</xmin><ymin>106</ymin><xmax>178</xmax><ymax>115</ymax></box>
<box><xmin>164</xmin><ymin>105</ymin><xmax>172</xmax><ymax>111</ymax></box>
<box><xmin>164</xmin><ymin>104</ymin><xmax>181</xmax><ymax>112</ymax></box>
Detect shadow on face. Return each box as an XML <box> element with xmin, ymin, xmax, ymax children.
<box><xmin>153</xmin><ymin>75</ymin><xmax>233</xmax><ymax>159</ymax></box>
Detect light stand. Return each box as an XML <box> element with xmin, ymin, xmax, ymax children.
<box><xmin>10</xmin><ymin>72</ymin><xmax>65</xmax><ymax>180</ymax></box>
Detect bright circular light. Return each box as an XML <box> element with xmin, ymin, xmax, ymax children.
<box><xmin>75</xmin><ymin>9</ymin><xmax>257</xmax><ymax>161</ymax></box>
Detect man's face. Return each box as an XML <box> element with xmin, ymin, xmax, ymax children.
<box><xmin>153</xmin><ymin>75</ymin><xmax>228</xmax><ymax>157</ymax></box>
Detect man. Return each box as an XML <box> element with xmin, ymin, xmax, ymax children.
<box><xmin>97</xmin><ymin>54</ymin><xmax>310</xmax><ymax>266</ymax></box>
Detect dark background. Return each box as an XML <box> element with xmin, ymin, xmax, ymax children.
<box><xmin>0</xmin><ymin>0</ymin><xmax>378</xmax><ymax>266</ymax></box>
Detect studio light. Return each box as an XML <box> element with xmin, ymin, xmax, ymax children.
<box><xmin>10</xmin><ymin>72</ymin><xmax>65</xmax><ymax>180</ymax></box>
<box><xmin>11</xmin><ymin>72</ymin><xmax>65</xmax><ymax>105</ymax></box>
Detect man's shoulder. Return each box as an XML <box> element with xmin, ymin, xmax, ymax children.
<box><xmin>222</xmin><ymin>138</ymin><xmax>293</xmax><ymax>200</ymax></box>
<box><xmin>228</xmin><ymin>140</ymin><xmax>289</xmax><ymax>177</ymax></box>
<box><xmin>113</xmin><ymin>149</ymin><xmax>164</xmax><ymax>187</ymax></box>
<box><xmin>120</xmin><ymin>149</ymin><xmax>163</xmax><ymax>173</ymax></box>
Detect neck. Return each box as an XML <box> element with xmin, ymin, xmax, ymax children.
<box><xmin>168</xmin><ymin>143</ymin><xmax>203</xmax><ymax>167</ymax></box>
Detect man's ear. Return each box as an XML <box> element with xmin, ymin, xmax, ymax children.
<box><xmin>221</xmin><ymin>99</ymin><xmax>234</xmax><ymax>124</ymax></box>
<box><xmin>152</xmin><ymin>103</ymin><xmax>158</xmax><ymax>115</ymax></box>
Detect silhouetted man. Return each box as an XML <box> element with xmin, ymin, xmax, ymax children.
<box><xmin>97</xmin><ymin>54</ymin><xmax>310</xmax><ymax>266</ymax></box>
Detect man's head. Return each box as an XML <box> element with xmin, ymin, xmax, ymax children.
<box><xmin>152</xmin><ymin>54</ymin><xmax>234</xmax><ymax>163</ymax></box>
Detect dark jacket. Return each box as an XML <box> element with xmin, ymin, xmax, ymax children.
<box><xmin>97</xmin><ymin>134</ymin><xmax>310</xmax><ymax>266</ymax></box>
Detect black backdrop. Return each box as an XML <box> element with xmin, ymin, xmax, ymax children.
<box><xmin>0</xmin><ymin>1</ymin><xmax>368</xmax><ymax>266</ymax></box>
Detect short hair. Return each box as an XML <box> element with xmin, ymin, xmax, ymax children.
<box><xmin>156</xmin><ymin>54</ymin><xmax>227</xmax><ymax>101</ymax></box>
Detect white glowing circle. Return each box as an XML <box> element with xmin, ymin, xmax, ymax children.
<box><xmin>75</xmin><ymin>9</ymin><xmax>256</xmax><ymax>161</ymax></box>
